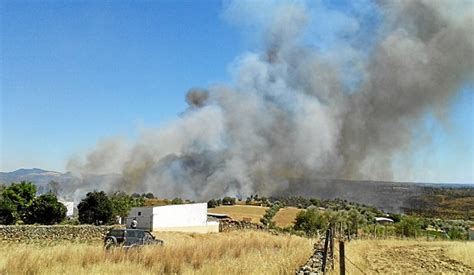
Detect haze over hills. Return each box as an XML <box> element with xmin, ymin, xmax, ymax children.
<box><xmin>1</xmin><ymin>168</ymin><xmax>472</xmax><ymax>215</ymax></box>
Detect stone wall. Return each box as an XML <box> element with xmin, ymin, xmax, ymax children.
<box><xmin>219</xmin><ymin>219</ymin><xmax>264</xmax><ymax>232</ymax></box>
<box><xmin>296</xmin><ymin>239</ymin><xmax>333</xmax><ymax>275</ymax></box>
<box><xmin>0</xmin><ymin>225</ymin><xmax>118</xmax><ymax>242</ymax></box>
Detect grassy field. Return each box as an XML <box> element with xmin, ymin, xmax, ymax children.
<box><xmin>209</xmin><ymin>205</ymin><xmax>268</xmax><ymax>224</ymax></box>
<box><xmin>330</xmin><ymin>239</ymin><xmax>474</xmax><ymax>274</ymax></box>
<box><xmin>208</xmin><ymin>205</ymin><xmax>301</xmax><ymax>227</ymax></box>
<box><xmin>0</xmin><ymin>231</ymin><xmax>313</xmax><ymax>275</ymax></box>
<box><xmin>273</xmin><ymin>207</ymin><xmax>302</xmax><ymax>227</ymax></box>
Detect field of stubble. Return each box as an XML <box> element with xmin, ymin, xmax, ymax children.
<box><xmin>0</xmin><ymin>230</ymin><xmax>313</xmax><ymax>275</ymax></box>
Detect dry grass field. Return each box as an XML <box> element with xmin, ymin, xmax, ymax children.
<box><xmin>0</xmin><ymin>230</ymin><xmax>313</xmax><ymax>275</ymax></box>
<box><xmin>209</xmin><ymin>205</ymin><xmax>268</xmax><ymax>224</ymax></box>
<box><xmin>330</xmin><ymin>239</ymin><xmax>474</xmax><ymax>274</ymax></box>
<box><xmin>273</xmin><ymin>207</ymin><xmax>303</xmax><ymax>227</ymax></box>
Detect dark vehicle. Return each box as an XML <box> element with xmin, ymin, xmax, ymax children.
<box><xmin>104</xmin><ymin>229</ymin><xmax>164</xmax><ymax>249</ymax></box>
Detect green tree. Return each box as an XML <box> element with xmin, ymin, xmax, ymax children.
<box><xmin>347</xmin><ymin>209</ymin><xmax>365</xmax><ymax>237</ymax></box>
<box><xmin>24</xmin><ymin>193</ymin><xmax>66</xmax><ymax>225</ymax></box>
<box><xmin>294</xmin><ymin>209</ymin><xmax>327</xmax><ymax>236</ymax></box>
<box><xmin>1</xmin><ymin>181</ymin><xmax>37</xmax><ymax>222</ymax></box>
<box><xmin>109</xmin><ymin>192</ymin><xmax>144</xmax><ymax>218</ymax></box>
<box><xmin>78</xmin><ymin>191</ymin><xmax>114</xmax><ymax>225</ymax></box>
<box><xmin>144</xmin><ymin>192</ymin><xmax>155</xmax><ymax>199</ymax></box>
<box><xmin>0</xmin><ymin>199</ymin><xmax>16</xmax><ymax>225</ymax></box>
<box><xmin>207</xmin><ymin>199</ymin><xmax>219</xmax><ymax>208</ymax></box>
<box><xmin>222</xmin><ymin>197</ymin><xmax>236</xmax><ymax>205</ymax></box>
<box><xmin>396</xmin><ymin>216</ymin><xmax>421</xmax><ymax>237</ymax></box>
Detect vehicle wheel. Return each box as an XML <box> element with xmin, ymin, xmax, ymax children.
<box><xmin>104</xmin><ymin>238</ymin><xmax>116</xmax><ymax>250</ymax></box>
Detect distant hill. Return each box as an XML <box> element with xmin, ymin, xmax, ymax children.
<box><xmin>0</xmin><ymin>168</ymin><xmax>65</xmax><ymax>186</ymax></box>
<box><xmin>0</xmin><ymin>168</ymin><xmax>120</xmax><ymax>200</ymax></box>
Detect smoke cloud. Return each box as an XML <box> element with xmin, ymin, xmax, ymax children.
<box><xmin>67</xmin><ymin>0</ymin><xmax>474</xmax><ymax>200</ymax></box>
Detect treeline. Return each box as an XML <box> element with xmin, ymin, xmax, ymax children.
<box><xmin>0</xmin><ymin>182</ymin><xmax>144</xmax><ymax>225</ymax></box>
<box><xmin>206</xmin><ymin>194</ymin><xmax>472</xmax><ymax>240</ymax></box>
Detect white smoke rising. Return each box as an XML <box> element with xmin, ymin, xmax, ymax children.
<box><xmin>67</xmin><ymin>0</ymin><xmax>474</xmax><ymax>200</ymax></box>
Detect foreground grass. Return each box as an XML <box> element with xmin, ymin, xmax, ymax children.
<box><xmin>0</xmin><ymin>230</ymin><xmax>313</xmax><ymax>275</ymax></box>
<box><xmin>330</xmin><ymin>239</ymin><xmax>474</xmax><ymax>274</ymax></box>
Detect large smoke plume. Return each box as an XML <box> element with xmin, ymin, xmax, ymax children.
<box><xmin>67</xmin><ymin>0</ymin><xmax>473</xmax><ymax>200</ymax></box>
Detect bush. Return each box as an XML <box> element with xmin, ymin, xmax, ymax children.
<box><xmin>294</xmin><ymin>209</ymin><xmax>327</xmax><ymax>236</ymax></box>
<box><xmin>24</xmin><ymin>193</ymin><xmax>67</xmax><ymax>225</ymax></box>
<box><xmin>78</xmin><ymin>191</ymin><xmax>114</xmax><ymax>225</ymax></box>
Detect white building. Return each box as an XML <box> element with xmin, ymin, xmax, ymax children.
<box><xmin>127</xmin><ymin>203</ymin><xmax>219</xmax><ymax>233</ymax></box>
<box><xmin>59</xmin><ymin>201</ymin><xmax>75</xmax><ymax>217</ymax></box>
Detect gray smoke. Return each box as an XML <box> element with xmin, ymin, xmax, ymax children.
<box><xmin>186</xmin><ymin>88</ymin><xmax>209</xmax><ymax>108</ymax></box>
<box><xmin>67</xmin><ymin>0</ymin><xmax>474</xmax><ymax>200</ymax></box>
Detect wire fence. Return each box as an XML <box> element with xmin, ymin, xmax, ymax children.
<box><xmin>333</xmin><ymin>240</ymin><xmax>367</xmax><ymax>275</ymax></box>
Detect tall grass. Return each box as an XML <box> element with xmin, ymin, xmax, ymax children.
<box><xmin>0</xmin><ymin>230</ymin><xmax>313</xmax><ymax>275</ymax></box>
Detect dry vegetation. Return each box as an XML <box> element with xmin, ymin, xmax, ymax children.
<box><xmin>330</xmin><ymin>239</ymin><xmax>474</xmax><ymax>274</ymax></box>
<box><xmin>209</xmin><ymin>205</ymin><xmax>268</xmax><ymax>224</ymax></box>
<box><xmin>273</xmin><ymin>207</ymin><xmax>302</xmax><ymax>227</ymax></box>
<box><xmin>0</xmin><ymin>230</ymin><xmax>313</xmax><ymax>275</ymax></box>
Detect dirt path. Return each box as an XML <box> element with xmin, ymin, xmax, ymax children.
<box><xmin>365</xmin><ymin>243</ymin><xmax>473</xmax><ymax>274</ymax></box>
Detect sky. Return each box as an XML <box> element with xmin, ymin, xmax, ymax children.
<box><xmin>1</xmin><ymin>0</ymin><xmax>473</xmax><ymax>183</ymax></box>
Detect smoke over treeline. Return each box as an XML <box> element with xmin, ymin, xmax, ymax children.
<box><xmin>67</xmin><ymin>0</ymin><xmax>473</xmax><ymax>200</ymax></box>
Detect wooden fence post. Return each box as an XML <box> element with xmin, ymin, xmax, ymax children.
<box><xmin>339</xmin><ymin>241</ymin><xmax>345</xmax><ymax>275</ymax></box>
<box><xmin>330</xmin><ymin>227</ymin><xmax>335</xmax><ymax>270</ymax></box>
<box><xmin>321</xmin><ymin>228</ymin><xmax>330</xmax><ymax>273</ymax></box>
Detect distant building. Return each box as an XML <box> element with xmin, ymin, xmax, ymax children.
<box><xmin>127</xmin><ymin>203</ymin><xmax>219</xmax><ymax>233</ymax></box>
<box><xmin>59</xmin><ymin>201</ymin><xmax>74</xmax><ymax>217</ymax></box>
<box><xmin>375</xmin><ymin>217</ymin><xmax>394</xmax><ymax>224</ymax></box>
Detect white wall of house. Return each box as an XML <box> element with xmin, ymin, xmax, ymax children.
<box><xmin>152</xmin><ymin>203</ymin><xmax>207</xmax><ymax>228</ymax></box>
<box><xmin>59</xmin><ymin>201</ymin><xmax>74</xmax><ymax>217</ymax></box>
<box><xmin>127</xmin><ymin>203</ymin><xmax>216</xmax><ymax>233</ymax></box>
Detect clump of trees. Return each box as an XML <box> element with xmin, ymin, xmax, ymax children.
<box><xmin>207</xmin><ymin>199</ymin><xmax>222</xmax><ymax>208</ymax></box>
<box><xmin>0</xmin><ymin>181</ymin><xmax>66</xmax><ymax>225</ymax></box>
<box><xmin>222</xmin><ymin>197</ymin><xmax>236</xmax><ymax>205</ymax></box>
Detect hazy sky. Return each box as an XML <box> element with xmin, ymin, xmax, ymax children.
<box><xmin>1</xmin><ymin>0</ymin><xmax>473</xmax><ymax>183</ymax></box>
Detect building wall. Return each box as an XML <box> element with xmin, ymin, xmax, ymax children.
<box><xmin>127</xmin><ymin>207</ymin><xmax>154</xmax><ymax>230</ymax></box>
<box><xmin>152</xmin><ymin>203</ymin><xmax>207</xmax><ymax>229</ymax></box>
<box><xmin>127</xmin><ymin>203</ymin><xmax>209</xmax><ymax>232</ymax></box>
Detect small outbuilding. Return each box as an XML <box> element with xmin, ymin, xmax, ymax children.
<box><xmin>127</xmin><ymin>203</ymin><xmax>219</xmax><ymax>233</ymax></box>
